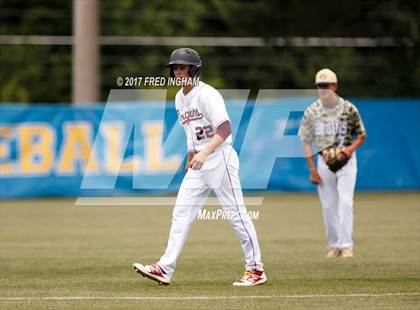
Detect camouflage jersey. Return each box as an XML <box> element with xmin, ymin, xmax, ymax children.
<box><xmin>298</xmin><ymin>96</ymin><xmax>366</xmax><ymax>151</ymax></box>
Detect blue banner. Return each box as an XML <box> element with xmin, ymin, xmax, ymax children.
<box><xmin>0</xmin><ymin>99</ymin><xmax>419</xmax><ymax>198</ymax></box>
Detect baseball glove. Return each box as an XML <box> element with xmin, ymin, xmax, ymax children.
<box><xmin>321</xmin><ymin>147</ymin><xmax>350</xmax><ymax>173</ymax></box>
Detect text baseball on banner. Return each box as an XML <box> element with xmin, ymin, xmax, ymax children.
<box><xmin>0</xmin><ymin>96</ymin><xmax>419</xmax><ymax>197</ymax></box>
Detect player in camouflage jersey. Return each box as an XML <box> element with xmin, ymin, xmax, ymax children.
<box><xmin>298</xmin><ymin>68</ymin><xmax>367</xmax><ymax>258</ymax></box>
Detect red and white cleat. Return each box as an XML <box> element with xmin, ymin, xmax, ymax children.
<box><xmin>233</xmin><ymin>269</ymin><xmax>267</xmax><ymax>286</ymax></box>
<box><xmin>326</xmin><ymin>247</ymin><xmax>341</xmax><ymax>258</ymax></box>
<box><xmin>132</xmin><ymin>263</ymin><xmax>170</xmax><ymax>285</ymax></box>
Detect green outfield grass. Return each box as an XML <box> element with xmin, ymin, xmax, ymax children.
<box><xmin>0</xmin><ymin>193</ymin><xmax>419</xmax><ymax>309</ymax></box>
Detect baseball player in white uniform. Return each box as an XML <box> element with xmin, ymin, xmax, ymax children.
<box><xmin>299</xmin><ymin>69</ymin><xmax>367</xmax><ymax>258</ymax></box>
<box><xmin>133</xmin><ymin>48</ymin><xmax>266</xmax><ymax>286</ymax></box>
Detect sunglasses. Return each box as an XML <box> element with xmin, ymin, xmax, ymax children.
<box><xmin>316</xmin><ymin>83</ymin><xmax>332</xmax><ymax>89</ymax></box>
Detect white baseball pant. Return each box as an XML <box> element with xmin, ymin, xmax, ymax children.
<box><xmin>158</xmin><ymin>145</ymin><xmax>263</xmax><ymax>277</ymax></box>
<box><xmin>317</xmin><ymin>153</ymin><xmax>357</xmax><ymax>249</ymax></box>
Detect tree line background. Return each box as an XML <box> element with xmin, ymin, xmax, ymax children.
<box><xmin>0</xmin><ymin>0</ymin><xmax>418</xmax><ymax>103</ymax></box>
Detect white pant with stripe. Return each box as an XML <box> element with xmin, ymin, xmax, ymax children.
<box><xmin>158</xmin><ymin>145</ymin><xmax>263</xmax><ymax>277</ymax></box>
<box><xmin>317</xmin><ymin>153</ymin><xmax>357</xmax><ymax>249</ymax></box>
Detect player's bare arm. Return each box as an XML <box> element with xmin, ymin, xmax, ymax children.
<box><xmin>303</xmin><ymin>142</ymin><xmax>322</xmax><ymax>185</ymax></box>
<box><xmin>342</xmin><ymin>134</ymin><xmax>367</xmax><ymax>158</ymax></box>
<box><xmin>185</xmin><ymin>151</ymin><xmax>195</xmax><ymax>172</ymax></box>
<box><xmin>190</xmin><ymin>120</ymin><xmax>232</xmax><ymax>170</ymax></box>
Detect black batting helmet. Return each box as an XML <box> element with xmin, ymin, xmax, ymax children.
<box><xmin>166</xmin><ymin>48</ymin><xmax>202</xmax><ymax>78</ymax></box>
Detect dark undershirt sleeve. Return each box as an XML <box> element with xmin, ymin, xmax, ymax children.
<box><xmin>215</xmin><ymin>120</ymin><xmax>231</xmax><ymax>140</ymax></box>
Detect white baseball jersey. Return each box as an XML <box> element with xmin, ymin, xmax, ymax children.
<box><xmin>175</xmin><ymin>81</ymin><xmax>232</xmax><ymax>152</ymax></box>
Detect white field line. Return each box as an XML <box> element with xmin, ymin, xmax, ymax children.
<box><xmin>1</xmin><ymin>292</ymin><xmax>419</xmax><ymax>301</ymax></box>
<box><xmin>75</xmin><ymin>196</ymin><xmax>264</xmax><ymax>206</ymax></box>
